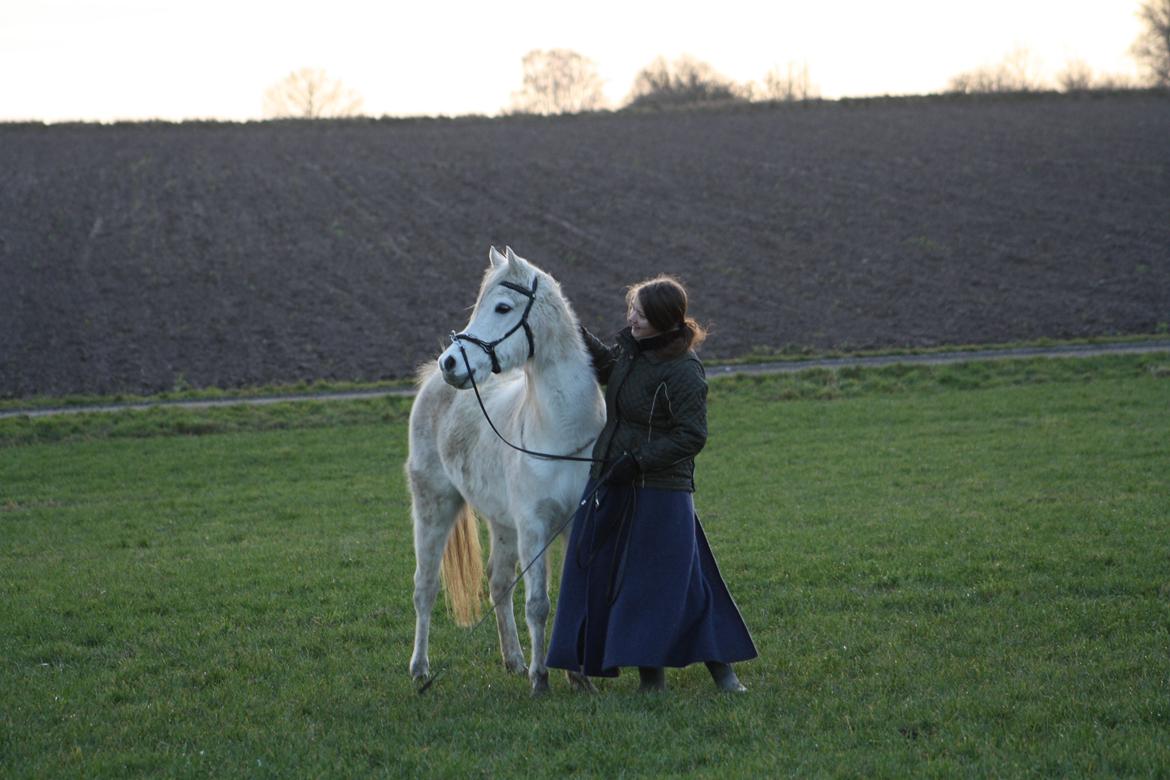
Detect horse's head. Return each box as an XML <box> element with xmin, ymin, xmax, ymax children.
<box><xmin>438</xmin><ymin>246</ymin><xmax>549</xmax><ymax>388</ymax></box>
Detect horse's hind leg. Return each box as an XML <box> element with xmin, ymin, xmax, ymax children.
<box><xmin>487</xmin><ymin>524</ymin><xmax>526</xmax><ymax>675</ymax></box>
<box><xmin>408</xmin><ymin>473</ymin><xmax>463</xmax><ymax>682</ymax></box>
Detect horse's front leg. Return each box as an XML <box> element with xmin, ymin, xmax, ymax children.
<box><xmin>518</xmin><ymin>524</ymin><xmax>553</xmax><ymax>694</ymax></box>
<box><xmin>487</xmin><ymin>525</ymin><xmax>526</xmax><ymax>676</ymax></box>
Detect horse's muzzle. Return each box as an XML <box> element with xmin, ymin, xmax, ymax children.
<box><xmin>437</xmin><ymin>347</ymin><xmax>475</xmax><ymax>389</ymax></box>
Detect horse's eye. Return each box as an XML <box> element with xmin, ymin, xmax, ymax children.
<box><xmin>495</xmin><ymin>303</ymin><xmax>513</xmax><ymax>314</ymax></box>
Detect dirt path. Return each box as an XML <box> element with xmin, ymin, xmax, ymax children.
<box><xmin>4</xmin><ymin>340</ymin><xmax>1167</xmax><ymax>421</ymax></box>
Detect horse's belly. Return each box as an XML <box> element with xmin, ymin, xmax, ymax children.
<box><xmin>455</xmin><ymin>459</ymin><xmax>589</xmax><ymax>532</ymax></box>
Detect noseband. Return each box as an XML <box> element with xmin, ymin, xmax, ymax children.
<box><xmin>449</xmin><ymin>276</ymin><xmax>538</xmax><ymax>374</ymax></box>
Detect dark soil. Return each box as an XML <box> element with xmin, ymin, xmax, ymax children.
<box><xmin>2</xmin><ymin>92</ymin><xmax>1168</xmax><ymax>398</ymax></box>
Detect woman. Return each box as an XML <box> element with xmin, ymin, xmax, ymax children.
<box><xmin>546</xmin><ymin>275</ymin><xmax>757</xmax><ymax>692</ymax></box>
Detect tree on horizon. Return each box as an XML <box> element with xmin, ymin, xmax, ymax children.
<box><xmin>263</xmin><ymin>68</ymin><xmax>365</xmax><ymax>119</ymax></box>
<box><xmin>946</xmin><ymin>48</ymin><xmax>1046</xmax><ymax>94</ymax></box>
<box><xmin>509</xmin><ymin>49</ymin><xmax>607</xmax><ymax>115</ymax></box>
<box><xmin>625</xmin><ymin>55</ymin><xmax>741</xmax><ymax>109</ymax></box>
<box><xmin>1132</xmin><ymin>0</ymin><xmax>1170</xmax><ymax>86</ymax></box>
<box><xmin>758</xmin><ymin>61</ymin><xmax>819</xmax><ymax>102</ymax></box>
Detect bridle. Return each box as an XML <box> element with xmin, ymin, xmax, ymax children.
<box><xmin>449</xmin><ymin>277</ymin><xmax>538</xmax><ymax>375</ymax></box>
<box><xmin>447</xmin><ymin>274</ymin><xmax>599</xmax><ymax>466</ymax></box>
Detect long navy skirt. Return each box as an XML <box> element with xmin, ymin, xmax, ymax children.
<box><xmin>546</xmin><ymin>479</ymin><xmax>758</xmax><ymax>677</ymax></box>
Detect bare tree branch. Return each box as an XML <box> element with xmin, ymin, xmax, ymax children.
<box><xmin>509</xmin><ymin>50</ymin><xmax>607</xmax><ymax>115</ymax></box>
<box><xmin>1056</xmin><ymin>60</ymin><xmax>1138</xmax><ymax>92</ymax></box>
<box><xmin>759</xmin><ymin>62</ymin><xmax>820</xmax><ymax>102</ymax></box>
<box><xmin>263</xmin><ymin>68</ymin><xmax>365</xmax><ymax>119</ymax></box>
<box><xmin>947</xmin><ymin>49</ymin><xmax>1046</xmax><ymax>94</ymax></box>
<box><xmin>1132</xmin><ymin>0</ymin><xmax>1170</xmax><ymax>86</ymax></box>
<box><xmin>626</xmin><ymin>55</ymin><xmax>742</xmax><ymax>109</ymax></box>
<box><xmin>1056</xmin><ymin>59</ymin><xmax>1095</xmax><ymax>92</ymax></box>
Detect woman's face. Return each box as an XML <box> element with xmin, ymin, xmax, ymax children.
<box><xmin>627</xmin><ymin>298</ymin><xmax>659</xmax><ymax>339</ymax></box>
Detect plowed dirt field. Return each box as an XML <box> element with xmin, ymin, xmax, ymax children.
<box><xmin>2</xmin><ymin>93</ymin><xmax>1167</xmax><ymax>397</ymax></box>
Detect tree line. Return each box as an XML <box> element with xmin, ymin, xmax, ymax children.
<box><xmin>260</xmin><ymin>54</ymin><xmax>818</xmax><ymax>120</ymax></box>
<box><xmin>263</xmin><ymin>0</ymin><xmax>1170</xmax><ymax>119</ymax></box>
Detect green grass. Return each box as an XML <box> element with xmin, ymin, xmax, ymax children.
<box><xmin>2</xmin><ymin>354</ymin><xmax>1168</xmax><ymax>776</ymax></box>
<box><xmin>716</xmin><ymin>332</ymin><xmax>1170</xmax><ymax>367</ymax></box>
<box><xmin>0</xmin><ymin>395</ymin><xmax>415</xmax><ymax>448</ymax></box>
<box><xmin>0</xmin><ymin>376</ymin><xmax>417</xmax><ymax>413</ymax></box>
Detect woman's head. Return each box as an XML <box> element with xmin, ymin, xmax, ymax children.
<box><xmin>625</xmin><ymin>275</ymin><xmax>707</xmax><ymax>354</ymax></box>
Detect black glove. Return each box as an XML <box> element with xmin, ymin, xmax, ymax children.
<box><xmin>605</xmin><ymin>451</ymin><xmax>640</xmax><ymax>486</ymax></box>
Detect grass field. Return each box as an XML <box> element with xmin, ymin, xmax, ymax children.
<box><xmin>2</xmin><ymin>353</ymin><xmax>1168</xmax><ymax>777</ymax></box>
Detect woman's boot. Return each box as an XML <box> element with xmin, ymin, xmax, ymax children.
<box><xmin>638</xmin><ymin>666</ymin><xmax>666</xmax><ymax>692</ymax></box>
<box><xmin>706</xmin><ymin>661</ymin><xmax>747</xmax><ymax>693</ymax></box>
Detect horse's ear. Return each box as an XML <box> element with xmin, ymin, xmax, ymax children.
<box><xmin>505</xmin><ymin>246</ymin><xmax>519</xmax><ymax>266</ymax></box>
<box><xmin>489</xmin><ymin>246</ymin><xmax>506</xmax><ymax>268</ymax></box>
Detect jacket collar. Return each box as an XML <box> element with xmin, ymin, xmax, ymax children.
<box><xmin>618</xmin><ymin>326</ymin><xmax>685</xmax><ymax>364</ymax></box>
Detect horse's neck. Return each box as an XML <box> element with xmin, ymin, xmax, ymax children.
<box><xmin>520</xmin><ymin>335</ymin><xmax>599</xmax><ymax>436</ymax></box>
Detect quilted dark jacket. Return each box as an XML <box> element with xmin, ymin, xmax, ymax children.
<box><xmin>582</xmin><ymin>327</ymin><xmax>708</xmax><ymax>492</ymax></box>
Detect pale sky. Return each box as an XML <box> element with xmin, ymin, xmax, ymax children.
<box><xmin>0</xmin><ymin>0</ymin><xmax>1147</xmax><ymax>122</ymax></box>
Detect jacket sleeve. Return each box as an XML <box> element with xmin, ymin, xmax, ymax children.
<box><xmin>631</xmin><ymin>358</ymin><xmax>708</xmax><ymax>474</ymax></box>
<box><xmin>579</xmin><ymin>325</ymin><xmax>618</xmax><ymax>385</ymax></box>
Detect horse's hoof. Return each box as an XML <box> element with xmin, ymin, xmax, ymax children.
<box><xmin>566</xmin><ymin>671</ymin><xmax>597</xmax><ymax>693</ymax></box>
<box><xmin>530</xmin><ymin>669</ymin><xmax>550</xmax><ymax>695</ymax></box>
<box><xmin>410</xmin><ymin>660</ymin><xmax>430</xmax><ymax>681</ymax></box>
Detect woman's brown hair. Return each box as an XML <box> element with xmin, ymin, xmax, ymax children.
<box><xmin>626</xmin><ymin>275</ymin><xmax>708</xmax><ymax>357</ymax></box>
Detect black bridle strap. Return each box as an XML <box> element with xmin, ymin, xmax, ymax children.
<box><xmin>499</xmin><ymin>279</ymin><xmax>539</xmax><ymax>364</ymax></box>
<box><xmin>450</xmin><ymin>277</ymin><xmax>538</xmax><ymax>374</ymax></box>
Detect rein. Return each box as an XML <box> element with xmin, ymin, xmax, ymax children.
<box><xmin>453</xmin><ymin>340</ymin><xmax>600</xmax><ymax>464</ymax></box>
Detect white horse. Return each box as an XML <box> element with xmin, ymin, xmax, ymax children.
<box><xmin>406</xmin><ymin>246</ymin><xmax>604</xmax><ymax>693</ymax></box>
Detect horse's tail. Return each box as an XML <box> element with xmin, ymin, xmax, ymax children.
<box><xmin>440</xmin><ymin>503</ymin><xmax>484</xmax><ymax>627</ymax></box>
